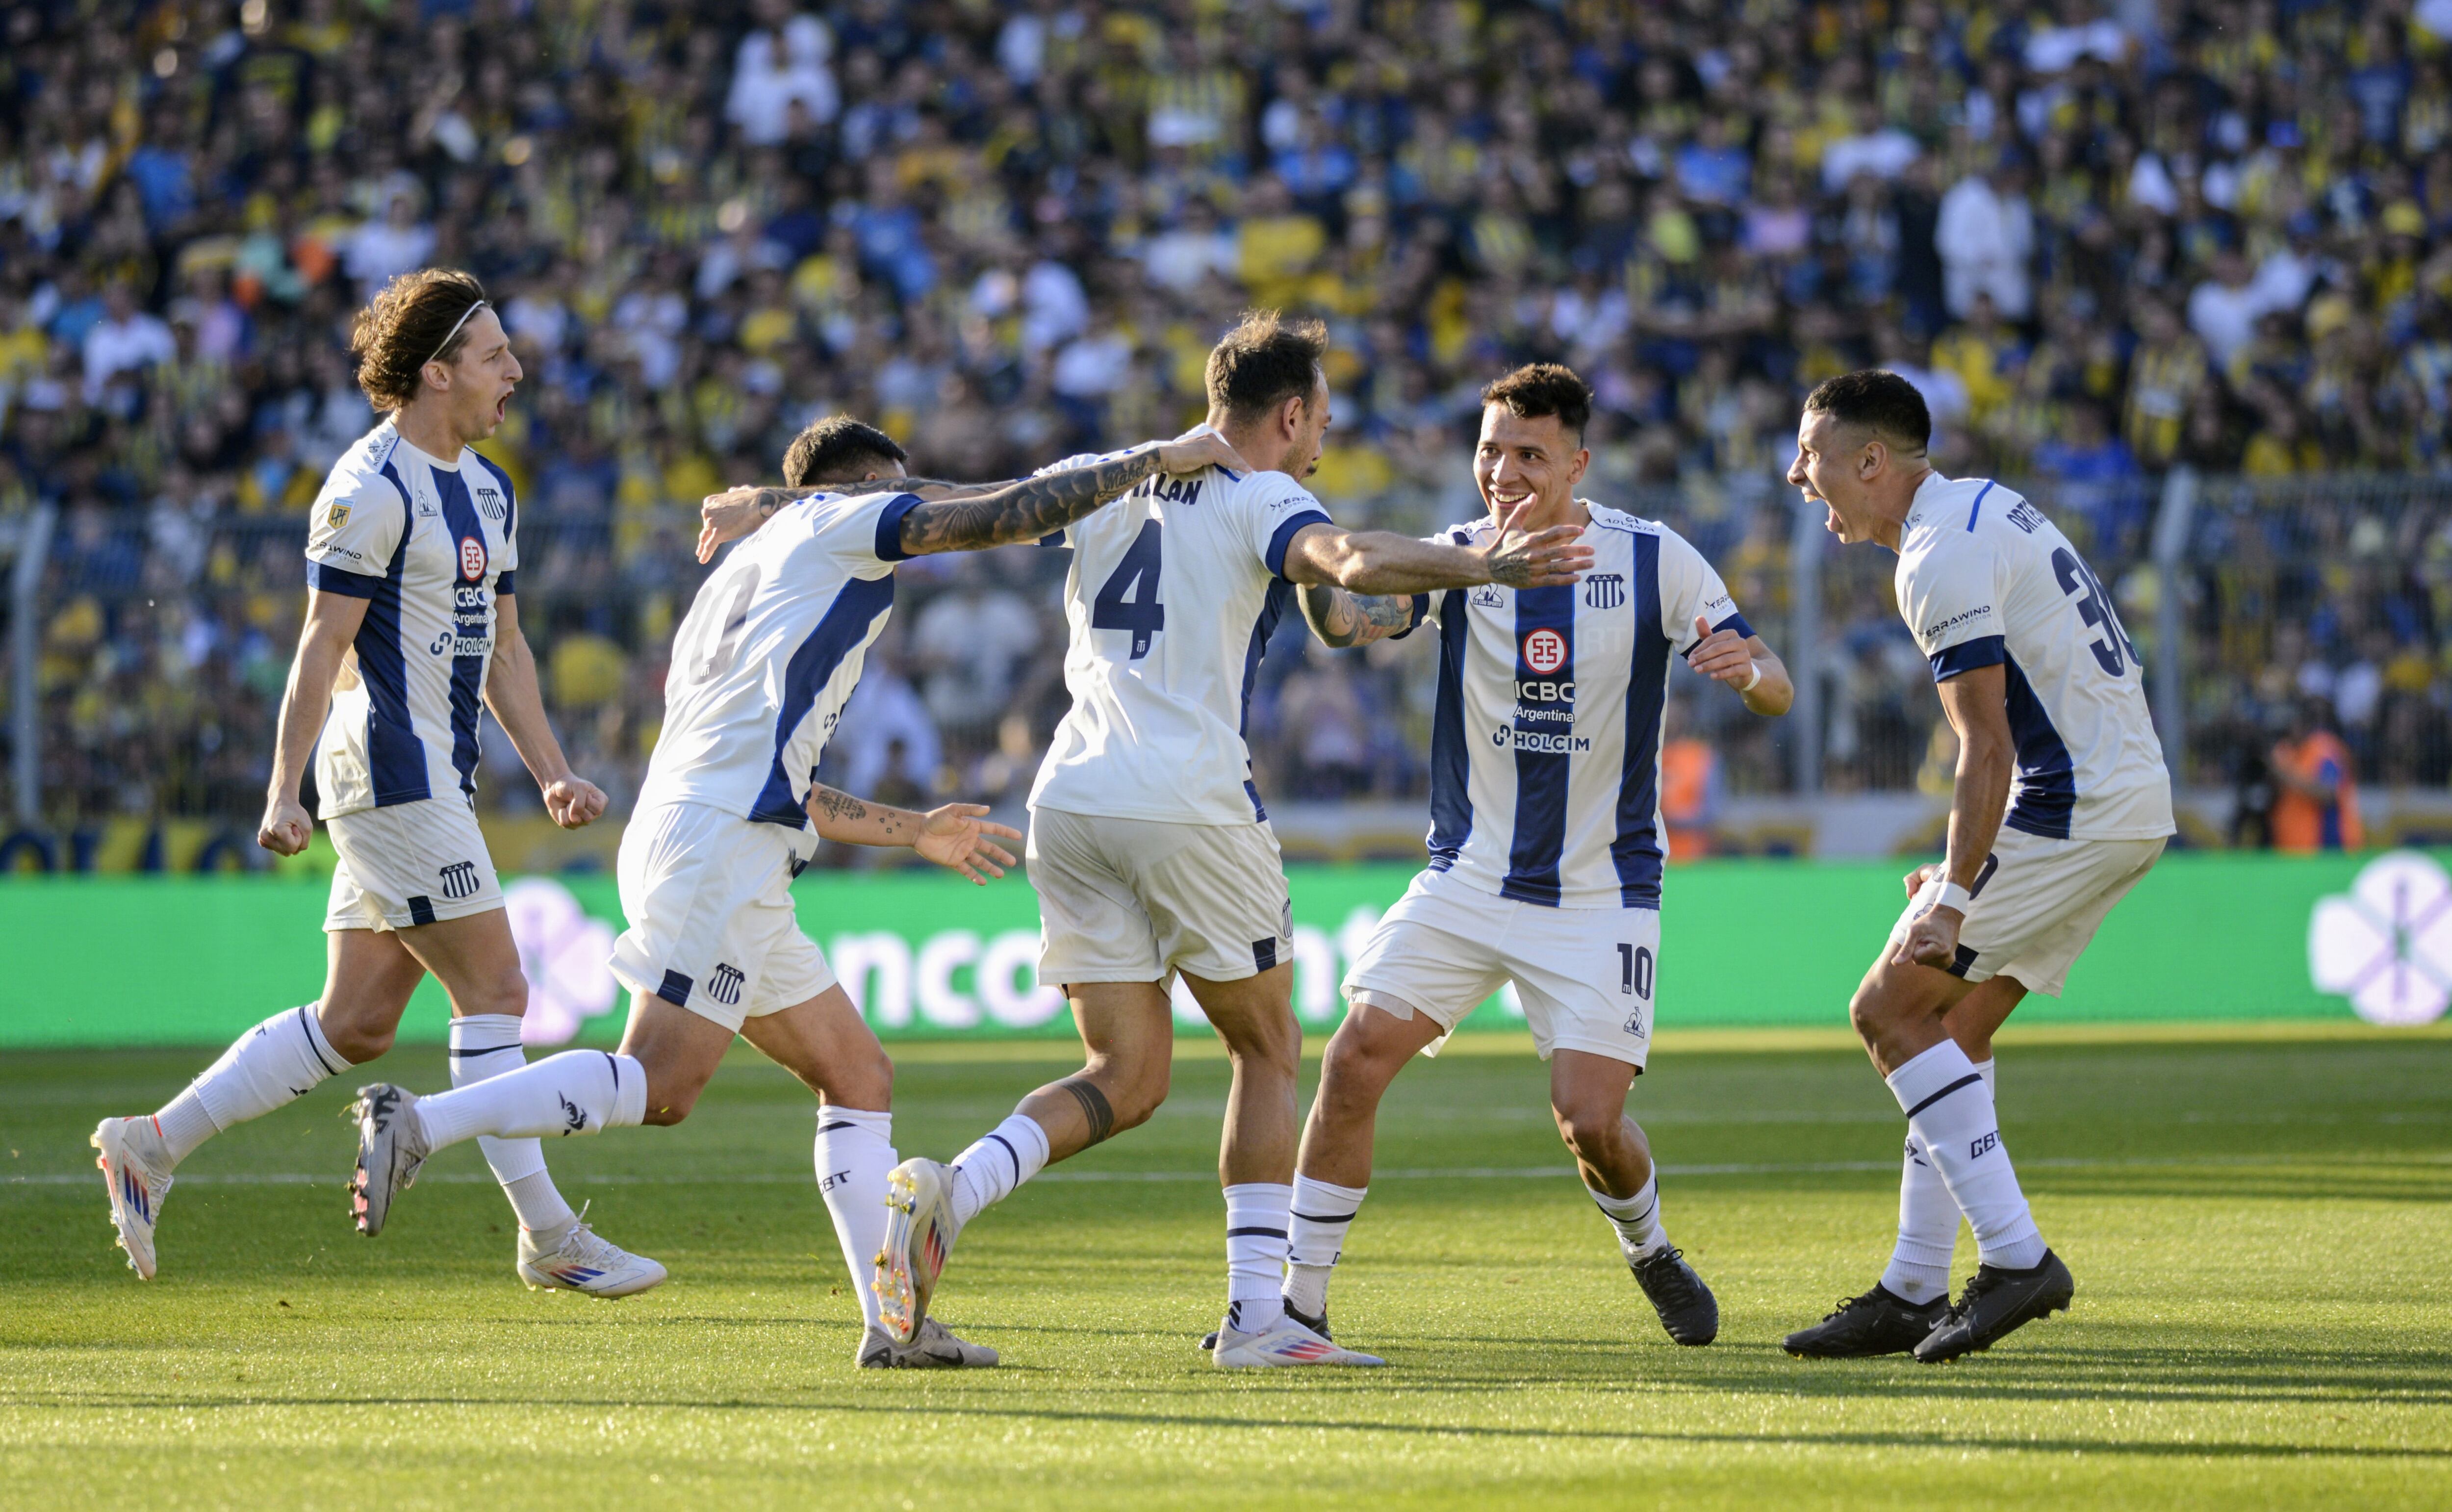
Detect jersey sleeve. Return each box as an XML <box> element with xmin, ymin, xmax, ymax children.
<box><xmin>303</xmin><ymin>471</ymin><xmax>406</xmax><ymax>597</ymax></box>
<box><xmin>1229</xmin><ymin>476</ymin><xmax>1335</xmax><ymax>581</ymax></box>
<box><xmin>829</xmin><ymin>489</ymin><xmax>925</xmax><ymax>574</ymax></box>
<box><xmin>1658</xmin><ymin>530</ymin><xmax>1752</xmax><ymax>656</ymax></box>
<box><xmin>1900</xmin><ymin>532</ymin><xmax>2006</xmax><ymax>681</ymax></box>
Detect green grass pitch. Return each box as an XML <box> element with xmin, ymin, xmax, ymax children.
<box><xmin>3</xmin><ymin>1025</ymin><xmax>2448</xmax><ymax>1509</ymax></box>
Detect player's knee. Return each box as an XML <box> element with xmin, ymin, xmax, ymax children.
<box><xmin>320</xmin><ymin>1016</ymin><xmax>395</xmax><ymax>1064</ymax></box>
<box><xmin>832</xmin><ymin>1045</ymin><xmax>893</xmax><ymax>1109</ymax></box>
<box><xmin>1219</xmin><ymin>1011</ymin><xmax>1302</xmax><ymax>1078</ymax></box>
<box><xmin>1553</xmin><ymin>1105</ymin><xmax>1622</xmax><ymax>1161</ymax></box>
<box><xmin>474</xmin><ymin>968</ymin><xmax>530</xmax><ymax>1021</ymax></box>
<box><xmin>639</xmin><ymin>1086</ymin><xmax>698</xmax><ymax>1126</ymax></box>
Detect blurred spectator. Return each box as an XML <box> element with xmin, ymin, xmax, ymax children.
<box><xmin>2270</xmin><ymin>700</ymin><xmax>2363</xmax><ymax>853</ymax></box>
<box><xmin>6</xmin><ymin>0</ymin><xmax>2452</xmax><ymax>842</ymax></box>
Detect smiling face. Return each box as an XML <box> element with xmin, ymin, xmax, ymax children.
<box><xmin>1475</xmin><ymin>404</ymin><xmax>1589</xmax><ymax>527</ymax></box>
<box><xmin>426</xmin><ymin>306</ymin><xmax>522</xmax><ymax>441</ymax></box>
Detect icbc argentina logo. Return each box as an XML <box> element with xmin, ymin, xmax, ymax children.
<box><xmin>1521</xmin><ymin>628</ymin><xmax>1567</xmax><ymax>675</ymax></box>
<box><xmin>458</xmin><ymin>535</ymin><xmax>487</xmax><ymax>581</ymax></box>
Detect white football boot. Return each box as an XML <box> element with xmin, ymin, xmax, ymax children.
<box><xmin>91</xmin><ymin>1116</ymin><xmax>175</xmax><ymax>1279</ymax></box>
<box><xmin>875</xmin><ymin>1157</ymin><xmax>959</xmax><ymax>1345</ymax></box>
<box><xmin>518</xmin><ymin>1204</ymin><xmax>668</xmax><ymax>1297</ymax></box>
<box><xmin>1210</xmin><ymin>1310</ymin><xmax>1385</xmax><ymax>1369</ymax></box>
<box><xmin>857</xmin><ymin>1315</ymin><xmax>999</xmax><ymax>1369</ymax></box>
<box><xmin>347</xmin><ymin>1083</ymin><xmax>430</xmax><ymax>1236</ymax></box>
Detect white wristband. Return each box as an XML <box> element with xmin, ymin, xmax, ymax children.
<box><xmin>1927</xmin><ymin>880</ymin><xmax>1974</xmax><ymax>916</ymax></box>
<box><xmin>1737</xmin><ymin>661</ymin><xmax>1763</xmax><ymax>693</ymax></box>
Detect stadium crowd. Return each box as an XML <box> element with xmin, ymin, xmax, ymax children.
<box><xmin>7</xmin><ymin>0</ymin><xmax>2452</xmax><ymax>849</ymax></box>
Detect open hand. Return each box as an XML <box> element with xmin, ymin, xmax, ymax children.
<box><xmin>914</xmin><ymin>803</ymin><xmax>1023</xmax><ymax>885</ymax></box>
<box><xmin>1154</xmin><ymin>428</ymin><xmax>1252</xmax><ymax>479</ymax></box>
<box><xmin>257</xmin><ymin>795</ymin><xmax>312</xmax><ymax>857</ymax></box>
<box><xmin>542</xmin><ymin>775</ymin><xmax>608</xmax><ymax>829</ymax></box>
<box><xmin>1481</xmin><ymin>497</ymin><xmax>1593</xmax><ymax>589</ymax></box>
<box><xmin>697</xmin><ymin>485</ymin><xmax>775</xmax><ymax>563</ymax></box>
<box><xmin>1687</xmin><ymin>615</ymin><xmax>1758</xmax><ymax>688</ymax></box>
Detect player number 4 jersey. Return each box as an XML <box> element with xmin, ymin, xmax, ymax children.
<box><xmin>1423</xmin><ymin>504</ymin><xmax>1749</xmax><ymax>910</ymax></box>
<box><xmin>636</xmin><ymin>488</ymin><xmax>921</xmax><ymax>826</ymax></box>
<box><xmin>1028</xmin><ymin>450</ymin><xmax>1332</xmax><ymax>826</ymax></box>
<box><xmin>1897</xmin><ymin>473</ymin><xmax>2174</xmax><ymax>842</ymax></box>
<box><xmin>303</xmin><ymin>419</ymin><xmax>519</xmax><ymax>820</ymax></box>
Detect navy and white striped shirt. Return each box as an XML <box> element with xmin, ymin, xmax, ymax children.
<box><xmin>304</xmin><ymin>420</ymin><xmax>519</xmax><ymax>818</ymax></box>
<box><xmin>1418</xmin><ymin>504</ymin><xmax>1749</xmax><ymax>909</ymax></box>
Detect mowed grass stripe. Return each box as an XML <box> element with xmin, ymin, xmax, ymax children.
<box><xmin>2</xmin><ymin>1036</ymin><xmax>2449</xmax><ymax>1510</ymax></box>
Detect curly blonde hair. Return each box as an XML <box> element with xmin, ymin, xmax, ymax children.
<box><xmin>349</xmin><ymin>268</ymin><xmax>489</xmax><ymax>411</ymax></box>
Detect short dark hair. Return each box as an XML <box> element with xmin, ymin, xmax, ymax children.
<box><xmin>1204</xmin><ymin>309</ymin><xmax>1328</xmax><ymax>422</ymax></box>
<box><xmin>1480</xmin><ymin>362</ymin><xmax>1593</xmax><ymax>443</ymax></box>
<box><xmin>781</xmin><ymin>415</ymin><xmax>908</xmax><ymax>487</ymax></box>
<box><xmin>1802</xmin><ymin>370</ymin><xmax>1932</xmax><ymax>452</ymax></box>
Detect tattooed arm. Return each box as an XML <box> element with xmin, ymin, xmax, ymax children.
<box><xmin>1298</xmin><ymin>584</ymin><xmax>1426</xmax><ymax>649</ymax></box>
<box><xmin>893</xmin><ymin>431</ymin><xmax>1248</xmax><ymax>554</ymax></box>
<box><xmin>695</xmin><ymin>433</ymin><xmax>1251</xmax><ymax>562</ymax></box>
<box><xmin>803</xmin><ymin>785</ymin><xmax>1023</xmax><ymax>887</ymax></box>
<box><xmin>1277</xmin><ymin>498</ymin><xmax>1596</xmax><ymax>603</ymax></box>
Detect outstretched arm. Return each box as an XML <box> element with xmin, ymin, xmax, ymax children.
<box><xmin>1286</xmin><ymin>502</ymin><xmax>1596</xmax><ymax>648</ymax></box>
<box><xmin>694</xmin><ymin>433</ymin><xmax>1250</xmax><ymax>561</ymax></box>
<box><xmin>804</xmin><ymin>785</ymin><xmax>1023</xmax><ymax>887</ymax></box>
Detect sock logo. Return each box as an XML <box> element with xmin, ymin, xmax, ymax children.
<box><xmin>1969</xmin><ymin>1129</ymin><xmax>1998</xmax><ymax>1160</ymax></box>
<box><xmin>558</xmin><ymin>1093</ymin><xmax>588</xmax><ymax>1134</ymax></box>
<box><xmin>818</xmin><ymin>1166</ymin><xmax>852</xmax><ymax>1192</ymax></box>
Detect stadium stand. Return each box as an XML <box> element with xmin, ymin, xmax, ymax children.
<box><xmin>4</xmin><ymin>0</ymin><xmax>2452</xmax><ymax>868</ymax></box>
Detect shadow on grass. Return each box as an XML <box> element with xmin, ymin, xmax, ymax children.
<box><xmin>4</xmin><ymin>1388</ymin><xmax>2445</xmax><ymax>1462</ymax></box>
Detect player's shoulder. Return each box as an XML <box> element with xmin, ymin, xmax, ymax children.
<box><xmin>1212</xmin><ymin>464</ymin><xmax>1323</xmax><ymax>517</ymax></box>
<box><xmin>1899</xmin><ymin>476</ymin><xmax>2017</xmax><ymax>569</ymax></box>
<box><xmin>314</xmin><ymin>423</ymin><xmax>408</xmax><ymax>510</ymax></box>
<box><xmin>462</xmin><ymin>446</ymin><xmax>517</xmax><ymax>501</ymax></box>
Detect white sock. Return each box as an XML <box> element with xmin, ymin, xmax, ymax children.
<box><xmin>947</xmin><ymin>1114</ymin><xmax>1050</xmax><ymax>1228</ymax></box>
<box><xmin>153</xmin><ymin>1005</ymin><xmax>349</xmax><ymax>1165</ymax></box>
<box><xmin>414</xmin><ymin>1051</ymin><xmax>648</xmax><ymax>1148</ymax></box>
<box><xmin>814</xmin><ymin>1104</ymin><xmax>896</xmax><ymax>1333</ymax></box>
<box><xmin>447</xmin><ymin>1015</ymin><xmax>578</xmax><ymax>1243</ymax></box>
<box><xmin>1881</xmin><ymin>1055</ymin><xmax>1997</xmax><ymax>1303</ymax></box>
<box><xmin>1887</xmin><ymin>1042</ymin><xmax>2045</xmax><ymax>1271</ymax></box>
<box><xmin>1224</xmin><ymin>1183</ymin><xmax>1292</xmax><ymax>1333</ymax></box>
<box><xmin>1590</xmin><ymin>1175</ymin><xmax>1669</xmax><ymax>1260</ymax></box>
<box><xmin>1285</xmin><ymin>1175</ymin><xmax>1366</xmax><ymax>1316</ymax></box>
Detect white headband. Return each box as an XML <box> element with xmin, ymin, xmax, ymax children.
<box><xmin>426</xmin><ymin>299</ymin><xmax>488</xmax><ymax>366</ymax></box>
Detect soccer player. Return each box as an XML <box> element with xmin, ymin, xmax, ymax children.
<box><xmin>348</xmin><ymin>417</ymin><xmax>1249</xmax><ymax>1366</ymax></box>
<box><xmin>1778</xmin><ymin>372</ymin><xmax>2172</xmax><ymax>1363</ymax></box>
<box><xmin>872</xmin><ymin>312</ymin><xmax>1595</xmax><ymax>1369</ymax></box>
<box><xmin>88</xmin><ymin>270</ymin><xmax>661</xmax><ymax>1294</ymax></box>
<box><xmin>1249</xmin><ymin>363</ymin><xmax>1791</xmax><ymax>1353</ymax></box>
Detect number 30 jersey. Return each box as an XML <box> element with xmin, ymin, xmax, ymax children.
<box><xmin>1028</xmin><ymin>449</ymin><xmax>1333</xmax><ymax>826</ymax></box>
<box><xmin>635</xmin><ymin>489</ymin><xmax>920</xmax><ymax>826</ymax></box>
<box><xmin>1897</xmin><ymin>472</ymin><xmax>2173</xmax><ymax>842</ymax></box>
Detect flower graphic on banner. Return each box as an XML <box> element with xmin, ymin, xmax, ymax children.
<box><xmin>2307</xmin><ymin>851</ymin><xmax>2452</xmax><ymax>1026</ymax></box>
<box><xmin>504</xmin><ymin>877</ymin><xmax>620</xmax><ymax>1046</ymax></box>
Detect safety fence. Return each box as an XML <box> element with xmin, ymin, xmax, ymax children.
<box><xmin>3</xmin><ymin>467</ymin><xmax>2447</xmax><ymax>866</ymax></box>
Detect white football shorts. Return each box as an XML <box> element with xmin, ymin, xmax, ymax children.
<box><xmin>1890</xmin><ymin>826</ymin><xmax>2168</xmax><ymax>997</ymax></box>
<box><xmin>1343</xmin><ymin>867</ymin><xmax>1660</xmax><ymax>1069</ymax></box>
<box><xmin>324</xmin><ymin>796</ymin><xmax>503</xmax><ymax>933</ymax></box>
<box><xmin>1028</xmin><ymin>806</ymin><xmax>1293</xmax><ymax>987</ymax></box>
<box><xmin>610</xmin><ymin>800</ymin><xmax>837</xmax><ymax>1033</ymax></box>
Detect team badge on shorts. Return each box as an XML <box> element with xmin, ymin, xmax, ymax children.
<box><xmin>708</xmin><ymin>962</ymin><xmax>745</xmax><ymax>1006</ymax></box>
<box><xmin>438</xmin><ymin>860</ymin><xmax>481</xmax><ymax>900</ymax></box>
